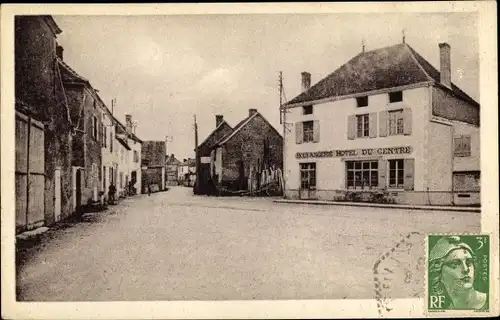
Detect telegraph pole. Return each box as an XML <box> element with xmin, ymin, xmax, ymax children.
<box><xmin>194</xmin><ymin>115</ymin><xmax>199</xmax><ymax>194</ymax></box>
<box><xmin>279</xmin><ymin>71</ymin><xmax>287</xmax><ymax>197</ymax></box>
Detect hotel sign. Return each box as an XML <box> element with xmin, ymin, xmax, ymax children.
<box><xmin>295</xmin><ymin>146</ymin><xmax>412</xmax><ymax>159</ymax></box>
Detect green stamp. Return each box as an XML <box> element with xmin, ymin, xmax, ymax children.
<box><xmin>427</xmin><ymin>234</ymin><xmax>490</xmax><ymax>312</ymax></box>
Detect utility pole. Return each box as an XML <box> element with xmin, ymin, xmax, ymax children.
<box><xmin>279</xmin><ymin>71</ymin><xmax>287</xmax><ymax>197</ymax></box>
<box><xmin>194</xmin><ymin>115</ymin><xmax>199</xmax><ymax>194</ymax></box>
<box><xmin>111</xmin><ymin>98</ymin><xmax>116</xmax><ymax>115</ymax></box>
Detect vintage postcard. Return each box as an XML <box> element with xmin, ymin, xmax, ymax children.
<box><xmin>1</xmin><ymin>2</ymin><xmax>498</xmax><ymax>319</ymax></box>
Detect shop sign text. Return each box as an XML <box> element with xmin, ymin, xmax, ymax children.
<box><xmin>296</xmin><ymin>146</ymin><xmax>412</xmax><ymax>159</ymax></box>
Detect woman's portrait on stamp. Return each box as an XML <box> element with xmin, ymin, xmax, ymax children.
<box><xmin>429</xmin><ymin>236</ymin><xmax>489</xmax><ymax>310</ymax></box>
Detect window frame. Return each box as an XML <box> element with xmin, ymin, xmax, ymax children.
<box><xmin>389</xmin><ymin>91</ymin><xmax>403</xmax><ymax>103</ymax></box>
<box><xmin>356</xmin><ymin>96</ymin><xmax>368</xmax><ymax>108</ymax></box>
<box><xmin>388</xmin><ymin>109</ymin><xmax>404</xmax><ymax>136</ymax></box>
<box><xmin>346</xmin><ymin>160</ymin><xmax>378</xmax><ymax>190</ymax></box>
<box><xmin>302</xmin><ymin>105</ymin><xmax>313</xmax><ymax>115</ymax></box>
<box><xmin>356</xmin><ymin>114</ymin><xmax>370</xmax><ymax>138</ymax></box>
<box><xmin>388</xmin><ymin>159</ymin><xmax>405</xmax><ymax>189</ymax></box>
<box><xmin>302</xmin><ymin>120</ymin><xmax>314</xmax><ymax>143</ymax></box>
<box><xmin>299</xmin><ymin>162</ymin><xmax>316</xmax><ymax>190</ymax></box>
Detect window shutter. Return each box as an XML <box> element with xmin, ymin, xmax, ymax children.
<box><xmin>369</xmin><ymin>113</ymin><xmax>377</xmax><ymax>138</ymax></box>
<box><xmin>347</xmin><ymin>115</ymin><xmax>356</xmax><ymax>140</ymax></box>
<box><xmin>403</xmin><ymin>158</ymin><xmax>415</xmax><ymax>191</ymax></box>
<box><xmin>379</xmin><ymin>111</ymin><xmax>388</xmax><ymax>137</ymax></box>
<box><xmin>378</xmin><ymin>159</ymin><xmax>387</xmax><ymax>189</ymax></box>
<box><xmin>313</xmin><ymin>120</ymin><xmax>320</xmax><ymax>143</ymax></box>
<box><xmin>295</xmin><ymin>122</ymin><xmax>303</xmax><ymax>144</ymax></box>
<box><xmin>403</xmin><ymin>108</ymin><xmax>412</xmax><ymax>135</ymax></box>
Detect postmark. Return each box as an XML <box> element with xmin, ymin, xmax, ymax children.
<box><xmin>373</xmin><ymin>232</ymin><xmax>425</xmax><ymax>317</ymax></box>
<box><xmin>426</xmin><ymin>234</ymin><xmax>490</xmax><ymax>314</ymax></box>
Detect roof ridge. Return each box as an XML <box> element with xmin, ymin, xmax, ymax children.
<box><xmin>404</xmin><ymin>43</ymin><xmax>434</xmax><ymax>82</ymax></box>
<box><xmin>197</xmin><ymin>119</ymin><xmax>233</xmax><ymax>148</ymax></box>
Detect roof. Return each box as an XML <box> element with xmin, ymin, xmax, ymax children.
<box><xmin>286</xmin><ymin>43</ymin><xmax>479</xmax><ymax>107</ymax></box>
<box><xmin>57</xmin><ymin>57</ymin><xmax>144</xmax><ymax>143</ymax></box>
<box><xmin>166</xmin><ymin>155</ymin><xmax>182</xmax><ymax>165</ymax></box>
<box><xmin>42</xmin><ymin>16</ymin><xmax>62</xmax><ymax>36</ymax></box>
<box><xmin>198</xmin><ymin>120</ymin><xmax>233</xmax><ymax>149</ymax></box>
<box><xmin>115</xmin><ymin>135</ymin><xmax>131</xmax><ymax>150</ymax></box>
<box><xmin>184</xmin><ymin>159</ymin><xmax>196</xmax><ymax>167</ymax></box>
<box><xmin>215</xmin><ymin>111</ymin><xmax>282</xmax><ymax>147</ymax></box>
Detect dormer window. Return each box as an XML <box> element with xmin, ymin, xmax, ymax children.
<box><xmin>303</xmin><ymin>105</ymin><xmax>313</xmax><ymax>115</ymax></box>
<box><xmin>389</xmin><ymin>91</ymin><xmax>403</xmax><ymax>103</ymax></box>
<box><xmin>356</xmin><ymin>96</ymin><xmax>368</xmax><ymax>107</ymax></box>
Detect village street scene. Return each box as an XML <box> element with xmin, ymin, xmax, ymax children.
<box><xmin>13</xmin><ymin>13</ymin><xmax>481</xmax><ymax>302</ymax></box>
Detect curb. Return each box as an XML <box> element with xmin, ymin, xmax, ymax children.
<box><xmin>16</xmin><ymin>227</ymin><xmax>50</xmax><ymax>241</ymax></box>
<box><xmin>273</xmin><ymin>199</ymin><xmax>481</xmax><ymax>213</ymax></box>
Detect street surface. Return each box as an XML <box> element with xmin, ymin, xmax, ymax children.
<box><xmin>17</xmin><ymin>186</ymin><xmax>481</xmax><ymax>301</ymax></box>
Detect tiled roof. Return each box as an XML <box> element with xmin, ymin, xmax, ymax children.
<box><xmin>166</xmin><ymin>155</ymin><xmax>182</xmax><ymax>165</ymax></box>
<box><xmin>198</xmin><ymin>120</ymin><xmax>233</xmax><ymax>149</ymax></box>
<box><xmin>286</xmin><ymin>43</ymin><xmax>479</xmax><ymax>107</ymax></box>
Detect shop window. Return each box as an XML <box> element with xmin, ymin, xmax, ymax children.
<box><xmin>389</xmin><ymin>91</ymin><xmax>403</xmax><ymax>103</ymax></box>
<box><xmin>388</xmin><ymin>110</ymin><xmax>404</xmax><ymax>136</ymax></box>
<box><xmin>356</xmin><ymin>114</ymin><xmax>370</xmax><ymax>138</ymax></box>
<box><xmin>357</xmin><ymin>96</ymin><xmax>368</xmax><ymax>107</ymax></box>
<box><xmin>389</xmin><ymin>159</ymin><xmax>404</xmax><ymax>189</ymax></box>
<box><xmin>346</xmin><ymin>160</ymin><xmax>378</xmax><ymax>189</ymax></box>
<box><xmin>303</xmin><ymin>105</ymin><xmax>313</xmax><ymax>115</ymax></box>
<box><xmin>300</xmin><ymin>163</ymin><xmax>316</xmax><ymax>190</ymax></box>
<box><xmin>454</xmin><ymin>135</ymin><xmax>471</xmax><ymax>157</ymax></box>
<box><xmin>303</xmin><ymin>120</ymin><xmax>314</xmax><ymax>143</ymax></box>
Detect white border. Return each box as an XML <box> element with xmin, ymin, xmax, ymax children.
<box><xmin>2</xmin><ymin>2</ymin><xmax>498</xmax><ymax>319</ymax></box>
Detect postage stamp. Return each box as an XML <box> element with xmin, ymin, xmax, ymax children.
<box><xmin>426</xmin><ymin>234</ymin><xmax>490</xmax><ymax>313</ymax></box>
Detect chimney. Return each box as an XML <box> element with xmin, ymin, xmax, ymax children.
<box><xmin>439</xmin><ymin>43</ymin><xmax>451</xmax><ymax>89</ymax></box>
<box><xmin>249</xmin><ymin>108</ymin><xmax>257</xmax><ymax>117</ymax></box>
<box><xmin>125</xmin><ymin>114</ymin><xmax>133</xmax><ymax>132</ymax></box>
<box><xmin>56</xmin><ymin>44</ymin><xmax>64</xmax><ymax>60</ymax></box>
<box><xmin>215</xmin><ymin>115</ymin><xmax>223</xmax><ymax>127</ymax></box>
<box><xmin>301</xmin><ymin>72</ymin><xmax>311</xmax><ymax>93</ymax></box>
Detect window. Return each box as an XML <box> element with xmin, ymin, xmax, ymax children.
<box><xmin>110</xmin><ymin>132</ymin><xmax>113</xmax><ymax>152</ymax></box>
<box><xmin>300</xmin><ymin>163</ymin><xmax>316</xmax><ymax>190</ymax></box>
<box><xmin>109</xmin><ymin>167</ymin><xmax>114</xmax><ymax>186</ymax></box>
<box><xmin>388</xmin><ymin>110</ymin><xmax>404</xmax><ymax>136</ymax></box>
<box><xmin>303</xmin><ymin>120</ymin><xmax>314</xmax><ymax>142</ymax></box>
<box><xmin>104</xmin><ymin>126</ymin><xmax>107</xmax><ymax>148</ymax></box>
<box><xmin>92</xmin><ymin>116</ymin><xmax>98</xmax><ymax>140</ymax></box>
<box><xmin>346</xmin><ymin>161</ymin><xmax>378</xmax><ymax>189</ymax></box>
<box><xmin>303</xmin><ymin>105</ymin><xmax>313</xmax><ymax>115</ymax></box>
<box><xmin>357</xmin><ymin>96</ymin><xmax>368</xmax><ymax>107</ymax></box>
<box><xmin>389</xmin><ymin>91</ymin><xmax>403</xmax><ymax>103</ymax></box>
<box><xmin>389</xmin><ymin>159</ymin><xmax>405</xmax><ymax>189</ymax></box>
<box><xmin>454</xmin><ymin>135</ymin><xmax>471</xmax><ymax>157</ymax></box>
<box><xmin>453</xmin><ymin>171</ymin><xmax>480</xmax><ymax>192</ymax></box>
<box><xmin>356</xmin><ymin>114</ymin><xmax>369</xmax><ymax>138</ymax></box>
<box><xmin>134</xmin><ymin>150</ymin><xmax>139</xmax><ymax>163</ymax></box>
<box><xmin>103</xmin><ymin>166</ymin><xmax>107</xmax><ymax>189</ymax></box>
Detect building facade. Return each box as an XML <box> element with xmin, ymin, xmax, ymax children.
<box><xmin>166</xmin><ymin>154</ymin><xmax>182</xmax><ymax>186</ymax></box>
<box><xmin>119</xmin><ymin>114</ymin><xmax>142</xmax><ymax>196</ymax></box>
<box><xmin>195</xmin><ymin>115</ymin><xmax>233</xmax><ymax>194</ymax></box>
<box><xmin>282</xmin><ymin>42</ymin><xmax>480</xmax><ymax>206</ymax></box>
<box><xmin>15</xmin><ymin>15</ymin><xmax>74</xmax><ymax>231</ymax></box>
<box><xmin>141</xmin><ymin>140</ymin><xmax>166</xmax><ymax>193</ymax></box>
<box><xmin>212</xmin><ymin>109</ymin><xmax>283</xmax><ymax>194</ymax></box>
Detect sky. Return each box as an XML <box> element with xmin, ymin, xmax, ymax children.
<box><xmin>53</xmin><ymin>13</ymin><xmax>479</xmax><ymax>160</ymax></box>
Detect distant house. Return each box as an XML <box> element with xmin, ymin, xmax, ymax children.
<box><xmin>212</xmin><ymin>109</ymin><xmax>283</xmax><ymax>194</ymax></box>
<box><xmin>166</xmin><ymin>154</ymin><xmax>182</xmax><ymax>186</ymax></box>
<box><xmin>141</xmin><ymin>141</ymin><xmax>166</xmax><ymax>193</ymax></box>
<box><xmin>119</xmin><ymin>114</ymin><xmax>143</xmax><ymax>196</ymax></box>
<box><xmin>195</xmin><ymin>115</ymin><xmax>233</xmax><ymax>194</ymax></box>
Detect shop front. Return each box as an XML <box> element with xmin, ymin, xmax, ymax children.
<box><xmin>294</xmin><ymin>146</ymin><xmax>415</xmax><ymax>201</ymax></box>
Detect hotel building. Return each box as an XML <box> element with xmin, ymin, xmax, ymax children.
<box><xmin>282</xmin><ymin>42</ymin><xmax>480</xmax><ymax>206</ymax></box>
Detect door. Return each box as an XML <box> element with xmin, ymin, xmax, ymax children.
<box><xmin>299</xmin><ymin>163</ymin><xmax>317</xmax><ymax>199</ymax></box>
<box><xmin>76</xmin><ymin>169</ymin><xmax>82</xmax><ymax>214</ymax></box>
<box><xmin>54</xmin><ymin>168</ymin><xmax>61</xmax><ymax>222</ymax></box>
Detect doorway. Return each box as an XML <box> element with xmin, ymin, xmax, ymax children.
<box><xmin>299</xmin><ymin>162</ymin><xmax>317</xmax><ymax>199</ymax></box>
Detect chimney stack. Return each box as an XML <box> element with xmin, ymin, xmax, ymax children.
<box><xmin>125</xmin><ymin>114</ymin><xmax>133</xmax><ymax>132</ymax></box>
<box><xmin>215</xmin><ymin>115</ymin><xmax>223</xmax><ymax>127</ymax></box>
<box><xmin>439</xmin><ymin>43</ymin><xmax>451</xmax><ymax>89</ymax></box>
<box><xmin>249</xmin><ymin>108</ymin><xmax>257</xmax><ymax>117</ymax></box>
<box><xmin>56</xmin><ymin>44</ymin><xmax>64</xmax><ymax>60</ymax></box>
<box><xmin>301</xmin><ymin>72</ymin><xmax>311</xmax><ymax>93</ymax></box>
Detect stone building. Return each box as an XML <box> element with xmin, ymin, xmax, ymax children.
<box><xmin>166</xmin><ymin>154</ymin><xmax>182</xmax><ymax>186</ymax></box>
<box><xmin>15</xmin><ymin>15</ymin><xmax>74</xmax><ymax>231</ymax></box>
<box><xmin>282</xmin><ymin>42</ymin><xmax>480</xmax><ymax>205</ymax></box>
<box><xmin>141</xmin><ymin>141</ymin><xmax>166</xmax><ymax>193</ymax></box>
<box><xmin>195</xmin><ymin>115</ymin><xmax>233</xmax><ymax>194</ymax></box>
<box><xmin>211</xmin><ymin>109</ymin><xmax>283</xmax><ymax>193</ymax></box>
